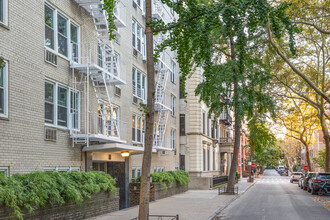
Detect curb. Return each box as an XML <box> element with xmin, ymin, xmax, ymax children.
<box><xmin>208</xmin><ymin>181</ymin><xmax>257</xmax><ymax>220</ymax></box>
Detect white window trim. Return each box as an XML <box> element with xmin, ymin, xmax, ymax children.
<box><xmin>170</xmin><ymin>60</ymin><xmax>175</xmax><ymax>83</ymax></box>
<box><xmin>171</xmin><ymin>129</ymin><xmax>176</xmax><ymax>150</ymax></box>
<box><xmin>0</xmin><ymin>167</ymin><xmax>9</xmax><ymax>177</ymax></box>
<box><xmin>45</xmin><ymin>79</ymin><xmax>80</xmax><ymax>131</ymax></box>
<box><xmin>132</xmin><ymin>20</ymin><xmax>145</xmax><ymax>55</ymax></box>
<box><xmin>171</xmin><ymin>95</ymin><xmax>176</xmax><ymax>116</ymax></box>
<box><xmin>134</xmin><ymin>0</ymin><xmax>145</xmax><ymax>12</ymax></box>
<box><xmin>0</xmin><ymin>60</ymin><xmax>8</xmax><ymax>118</ymax></box>
<box><xmin>44</xmin><ymin>3</ymin><xmax>80</xmax><ymax>62</ymax></box>
<box><xmin>132</xmin><ymin>167</ymin><xmax>142</xmax><ymax>181</ymax></box>
<box><xmin>132</xmin><ymin>67</ymin><xmax>147</xmax><ymax>101</ymax></box>
<box><xmin>132</xmin><ymin>114</ymin><xmax>145</xmax><ymax>144</ymax></box>
<box><xmin>0</xmin><ymin>0</ymin><xmax>8</xmax><ymax>26</ymax></box>
<box><xmin>154</xmin><ymin>167</ymin><xmax>165</xmax><ymax>173</ymax></box>
<box><xmin>44</xmin><ymin>166</ymin><xmax>80</xmax><ymax>172</ymax></box>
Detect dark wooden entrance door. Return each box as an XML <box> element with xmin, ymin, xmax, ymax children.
<box><xmin>180</xmin><ymin>154</ymin><xmax>185</xmax><ymax>170</ymax></box>
<box><xmin>107</xmin><ymin>162</ymin><xmax>126</xmax><ymax>209</ymax></box>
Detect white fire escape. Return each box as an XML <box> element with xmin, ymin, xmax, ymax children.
<box><xmin>70</xmin><ymin>0</ymin><xmax>126</xmax><ymax>147</ymax></box>
<box><xmin>152</xmin><ymin>0</ymin><xmax>175</xmax><ymax>150</ymax></box>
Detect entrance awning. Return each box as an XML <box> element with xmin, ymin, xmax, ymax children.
<box><xmin>82</xmin><ymin>143</ymin><xmax>156</xmax><ymax>154</ymax></box>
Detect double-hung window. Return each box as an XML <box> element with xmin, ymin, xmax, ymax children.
<box><xmin>45</xmin><ymin>81</ymin><xmax>80</xmax><ymax>129</ymax></box>
<box><xmin>132</xmin><ymin>167</ymin><xmax>142</xmax><ymax>181</ymax></box>
<box><xmin>0</xmin><ymin>167</ymin><xmax>8</xmax><ymax>177</ymax></box>
<box><xmin>170</xmin><ymin>60</ymin><xmax>175</xmax><ymax>83</ymax></box>
<box><xmin>132</xmin><ymin>115</ymin><xmax>144</xmax><ymax>143</ymax></box>
<box><xmin>44</xmin><ymin>4</ymin><xmax>80</xmax><ymax>60</ymax></box>
<box><xmin>171</xmin><ymin>95</ymin><xmax>176</xmax><ymax>116</ymax></box>
<box><xmin>132</xmin><ymin>20</ymin><xmax>145</xmax><ymax>54</ymax></box>
<box><xmin>0</xmin><ymin>61</ymin><xmax>8</xmax><ymax>117</ymax></box>
<box><xmin>154</xmin><ymin>167</ymin><xmax>165</xmax><ymax>173</ymax></box>
<box><xmin>132</xmin><ymin>68</ymin><xmax>146</xmax><ymax>101</ymax></box>
<box><xmin>0</xmin><ymin>0</ymin><xmax>8</xmax><ymax>26</ymax></box>
<box><xmin>171</xmin><ymin>129</ymin><xmax>176</xmax><ymax>150</ymax></box>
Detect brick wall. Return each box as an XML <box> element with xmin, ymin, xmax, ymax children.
<box><xmin>0</xmin><ymin>191</ymin><xmax>119</xmax><ymax>220</ymax></box>
<box><xmin>129</xmin><ymin>182</ymin><xmax>188</xmax><ymax>207</ymax></box>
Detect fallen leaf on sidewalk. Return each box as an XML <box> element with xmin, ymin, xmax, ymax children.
<box><xmin>313</xmin><ymin>197</ymin><xmax>330</xmax><ymax>211</ymax></box>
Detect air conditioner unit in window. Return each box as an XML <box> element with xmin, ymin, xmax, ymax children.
<box><xmin>45</xmin><ymin>127</ymin><xmax>57</xmax><ymax>141</ymax></box>
<box><xmin>133</xmin><ymin>48</ymin><xmax>138</xmax><ymax>57</ymax></box>
<box><xmin>142</xmin><ymin>55</ymin><xmax>147</xmax><ymax>62</ymax></box>
<box><xmin>44</xmin><ymin>49</ymin><xmax>57</xmax><ymax>66</ymax></box>
<box><xmin>133</xmin><ymin>96</ymin><xmax>138</xmax><ymax>104</ymax></box>
<box><xmin>115</xmin><ymin>86</ymin><xmax>121</xmax><ymax>97</ymax></box>
<box><xmin>133</xmin><ymin>1</ymin><xmax>137</xmax><ymax>8</ymax></box>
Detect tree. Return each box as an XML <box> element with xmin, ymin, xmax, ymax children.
<box><xmin>268</xmin><ymin>0</ymin><xmax>330</xmax><ymax>172</ymax></box>
<box><xmin>248</xmin><ymin>119</ymin><xmax>276</xmax><ymax>181</ymax></box>
<box><xmin>312</xmin><ymin>148</ymin><xmax>326</xmax><ymax>170</ymax></box>
<box><xmin>156</xmin><ymin>0</ymin><xmax>297</xmax><ymax>192</ymax></box>
<box><xmin>278</xmin><ymin>138</ymin><xmax>302</xmax><ymax>172</ymax></box>
<box><xmin>277</xmin><ymin>96</ymin><xmax>320</xmax><ymax>171</ymax></box>
<box><xmin>104</xmin><ymin>0</ymin><xmax>156</xmax><ymax>218</ymax></box>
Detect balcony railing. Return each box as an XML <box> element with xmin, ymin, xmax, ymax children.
<box><xmin>219</xmin><ymin>113</ymin><xmax>232</xmax><ymax>125</ymax></box>
<box><xmin>219</xmin><ymin>137</ymin><xmax>233</xmax><ymax>144</ymax></box>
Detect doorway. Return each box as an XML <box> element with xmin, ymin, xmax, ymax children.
<box><xmin>107</xmin><ymin>161</ymin><xmax>126</xmax><ymax>209</ymax></box>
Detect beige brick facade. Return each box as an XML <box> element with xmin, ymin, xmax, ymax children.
<box><xmin>0</xmin><ymin>0</ymin><xmax>179</xmax><ymax>178</ymax></box>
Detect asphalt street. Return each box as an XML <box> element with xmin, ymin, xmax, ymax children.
<box><xmin>219</xmin><ymin>169</ymin><xmax>330</xmax><ymax>220</ymax></box>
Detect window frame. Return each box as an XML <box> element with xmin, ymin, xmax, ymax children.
<box><xmin>45</xmin><ymin>79</ymin><xmax>80</xmax><ymax>130</ymax></box>
<box><xmin>132</xmin><ymin>167</ymin><xmax>142</xmax><ymax>181</ymax></box>
<box><xmin>179</xmin><ymin>114</ymin><xmax>185</xmax><ymax>136</ymax></box>
<box><xmin>0</xmin><ymin>60</ymin><xmax>8</xmax><ymax>118</ymax></box>
<box><xmin>44</xmin><ymin>3</ymin><xmax>80</xmax><ymax>61</ymax></box>
<box><xmin>132</xmin><ymin>67</ymin><xmax>146</xmax><ymax>101</ymax></box>
<box><xmin>0</xmin><ymin>167</ymin><xmax>9</xmax><ymax>177</ymax></box>
<box><xmin>170</xmin><ymin>60</ymin><xmax>175</xmax><ymax>83</ymax></box>
<box><xmin>132</xmin><ymin>20</ymin><xmax>145</xmax><ymax>54</ymax></box>
<box><xmin>171</xmin><ymin>95</ymin><xmax>176</xmax><ymax>116</ymax></box>
<box><xmin>0</xmin><ymin>0</ymin><xmax>8</xmax><ymax>26</ymax></box>
<box><xmin>171</xmin><ymin>129</ymin><xmax>176</xmax><ymax>150</ymax></box>
<box><xmin>132</xmin><ymin>114</ymin><xmax>145</xmax><ymax>144</ymax></box>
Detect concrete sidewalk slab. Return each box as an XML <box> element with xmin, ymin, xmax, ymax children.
<box><xmin>91</xmin><ymin>178</ymin><xmax>255</xmax><ymax>220</ymax></box>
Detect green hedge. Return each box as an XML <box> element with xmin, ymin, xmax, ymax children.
<box><xmin>136</xmin><ymin>170</ymin><xmax>190</xmax><ymax>190</ymax></box>
<box><xmin>0</xmin><ymin>171</ymin><xmax>116</xmax><ymax>220</ymax></box>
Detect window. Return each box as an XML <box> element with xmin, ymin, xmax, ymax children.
<box><xmin>180</xmin><ymin>114</ymin><xmax>185</xmax><ymax>136</ymax></box>
<box><xmin>207</xmin><ymin>116</ymin><xmax>210</xmax><ymax>136</ymax></box>
<box><xmin>132</xmin><ymin>68</ymin><xmax>146</xmax><ymax>101</ymax></box>
<box><xmin>44</xmin><ymin>4</ymin><xmax>80</xmax><ymax>59</ymax></box>
<box><xmin>207</xmin><ymin>147</ymin><xmax>210</xmax><ymax>171</ymax></box>
<box><xmin>0</xmin><ymin>0</ymin><xmax>8</xmax><ymax>26</ymax></box>
<box><xmin>211</xmin><ymin>120</ymin><xmax>215</xmax><ymax>138</ymax></box>
<box><xmin>154</xmin><ymin>167</ymin><xmax>165</xmax><ymax>173</ymax></box>
<box><xmin>179</xmin><ymin>77</ymin><xmax>185</xmax><ymax>99</ymax></box>
<box><xmin>44</xmin><ymin>167</ymin><xmax>80</xmax><ymax>172</ymax></box>
<box><xmin>92</xmin><ymin>162</ymin><xmax>106</xmax><ymax>172</ymax></box>
<box><xmin>132</xmin><ymin>115</ymin><xmax>145</xmax><ymax>143</ymax></box>
<box><xmin>203</xmin><ymin>148</ymin><xmax>206</xmax><ymax>171</ymax></box>
<box><xmin>171</xmin><ymin>95</ymin><xmax>176</xmax><ymax>116</ymax></box>
<box><xmin>0</xmin><ymin>167</ymin><xmax>8</xmax><ymax>177</ymax></box>
<box><xmin>98</xmin><ymin>104</ymin><xmax>119</xmax><ymax>136</ymax></box>
<box><xmin>132</xmin><ymin>167</ymin><xmax>142</xmax><ymax>181</ymax></box>
<box><xmin>171</xmin><ymin>129</ymin><xmax>176</xmax><ymax>150</ymax></box>
<box><xmin>45</xmin><ymin>81</ymin><xmax>80</xmax><ymax>129</ymax></box>
<box><xmin>132</xmin><ymin>20</ymin><xmax>145</xmax><ymax>54</ymax></box>
<box><xmin>0</xmin><ymin>61</ymin><xmax>8</xmax><ymax>117</ymax></box>
<box><xmin>170</xmin><ymin>60</ymin><xmax>175</xmax><ymax>83</ymax></box>
<box><xmin>213</xmin><ymin>148</ymin><xmax>216</xmax><ymax>170</ymax></box>
<box><xmin>202</xmin><ymin>112</ymin><xmax>206</xmax><ymax>134</ymax></box>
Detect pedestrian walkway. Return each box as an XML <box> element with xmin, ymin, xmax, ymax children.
<box><xmin>91</xmin><ymin>178</ymin><xmax>255</xmax><ymax>220</ymax></box>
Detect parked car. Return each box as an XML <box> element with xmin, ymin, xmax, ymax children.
<box><xmin>301</xmin><ymin>172</ymin><xmax>315</xmax><ymax>190</ymax></box>
<box><xmin>308</xmin><ymin>173</ymin><xmax>330</xmax><ymax>194</ymax></box>
<box><xmin>298</xmin><ymin>173</ymin><xmax>307</xmax><ymax>188</ymax></box>
<box><xmin>290</xmin><ymin>172</ymin><xmax>302</xmax><ymax>183</ymax></box>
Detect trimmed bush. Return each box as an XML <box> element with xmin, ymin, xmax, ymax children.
<box><xmin>136</xmin><ymin>170</ymin><xmax>190</xmax><ymax>190</ymax></box>
<box><xmin>0</xmin><ymin>171</ymin><xmax>116</xmax><ymax>220</ymax></box>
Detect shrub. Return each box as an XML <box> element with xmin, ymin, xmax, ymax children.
<box><xmin>0</xmin><ymin>171</ymin><xmax>116</xmax><ymax>220</ymax></box>
<box><xmin>235</xmin><ymin>171</ymin><xmax>240</xmax><ymax>180</ymax></box>
<box><xmin>135</xmin><ymin>170</ymin><xmax>190</xmax><ymax>190</ymax></box>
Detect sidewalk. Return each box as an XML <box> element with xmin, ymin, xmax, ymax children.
<box><xmin>91</xmin><ymin>178</ymin><xmax>255</xmax><ymax>220</ymax></box>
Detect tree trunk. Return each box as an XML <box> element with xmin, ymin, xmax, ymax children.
<box><xmin>226</xmin><ymin>37</ymin><xmax>241</xmax><ymax>193</ymax></box>
<box><xmin>248</xmin><ymin>146</ymin><xmax>254</xmax><ymax>182</ymax></box>
<box><xmin>318</xmin><ymin>101</ymin><xmax>330</xmax><ymax>172</ymax></box>
<box><xmin>304</xmin><ymin>143</ymin><xmax>312</xmax><ymax>172</ymax></box>
<box><xmin>138</xmin><ymin>0</ymin><xmax>155</xmax><ymax>218</ymax></box>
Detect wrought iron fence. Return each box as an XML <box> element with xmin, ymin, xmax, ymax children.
<box><xmin>212</xmin><ymin>176</ymin><xmax>228</xmax><ymax>188</ymax></box>
<box><xmin>132</xmin><ymin>214</ymin><xmax>179</xmax><ymax>220</ymax></box>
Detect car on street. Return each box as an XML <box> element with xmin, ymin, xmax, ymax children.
<box><xmin>290</xmin><ymin>172</ymin><xmax>302</xmax><ymax>183</ymax></box>
<box><xmin>308</xmin><ymin>172</ymin><xmax>330</xmax><ymax>194</ymax></box>
<box><xmin>301</xmin><ymin>172</ymin><xmax>315</xmax><ymax>190</ymax></box>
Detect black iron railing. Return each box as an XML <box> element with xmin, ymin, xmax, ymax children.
<box><xmin>219</xmin><ymin>137</ymin><xmax>233</xmax><ymax>144</ymax></box>
<box><xmin>132</xmin><ymin>215</ymin><xmax>179</xmax><ymax>220</ymax></box>
<box><xmin>219</xmin><ymin>113</ymin><xmax>232</xmax><ymax>125</ymax></box>
<box><xmin>212</xmin><ymin>176</ymin><xmax>228</xmax><ymax>187</ymax></box>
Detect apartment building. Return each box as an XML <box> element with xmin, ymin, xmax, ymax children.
<box><xmin>179</xmin><ymin>68</ymin><xmax>234</xmax><ymax>188</ymax></box>
<box><xmin>0</xmin><ymin>0</ymin><xmax>179</xmax><ymax>209</ymax></box>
